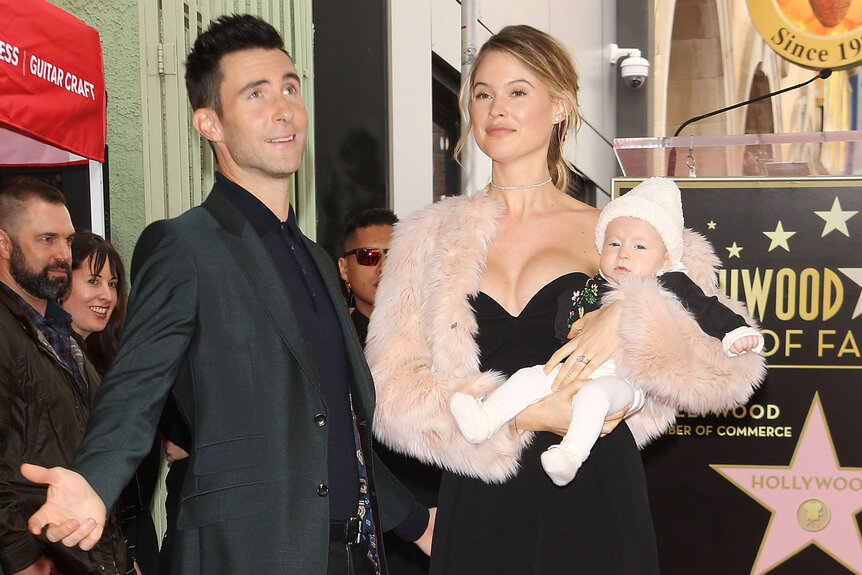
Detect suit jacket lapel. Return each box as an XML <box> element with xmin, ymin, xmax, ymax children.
<box><xmin>204</xmin><ymin>184</ymin><xmax>318</xmax><ymax>383</ymax></box>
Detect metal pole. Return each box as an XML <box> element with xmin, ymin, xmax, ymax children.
<box><xmin>460</xmin><ymin>0</ymin><xmax>477</xmax><ymax>196</ymax></box>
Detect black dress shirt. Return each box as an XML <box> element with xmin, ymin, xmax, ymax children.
<box><xmin>219</xmin><ymin>173</ymin><xmax>359</xmax><ymax>519</ymax></box>
<box><xmin>349</xmin><ymin>309</ymin><xmax>369</xmax><ymax>348</ymax></box>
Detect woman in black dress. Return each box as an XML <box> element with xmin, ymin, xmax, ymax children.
<box><xmin>366</xmin><ymin>25</ymin><xmax>659</xmax><ymax>574</ymax></box>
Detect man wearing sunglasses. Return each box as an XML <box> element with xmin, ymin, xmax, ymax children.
<box><xmin>338</xmin><ymin>209</ymin><xmax>397</xmax><ymax>346</ymax></box>
<box><xmin>338</xmin><ymin>209</ymin><xmax>440</xmax><ymax>575</ymax></box>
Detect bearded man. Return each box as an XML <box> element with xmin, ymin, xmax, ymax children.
<box><xmin>0</xmin><ymin>176</ymin><xmax>124</xmax><ymax>575</ymax></box>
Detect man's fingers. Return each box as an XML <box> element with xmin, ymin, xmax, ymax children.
<box><xmin>20</xmin><ymin>463</ymin><xmax>53</xmax><ymax>485</ymax></box>
<box><xmin>79</xmin><ymin>522</ymin><xmax>105</xmax><ymax>551</ymax></box>
<box><xmin>43</xmin><ymin>519</ymin><xmax>80</xmax><ymax>542</ymax></box>
<box><xmin>55</xmin><ymin>518</ymin><xmax>100</xmax><ymax>548</ymax></box>
<box><xmin>28</xmin><ymin>508</ymin><xmax>55</xmax><ymax>535</ymax></box>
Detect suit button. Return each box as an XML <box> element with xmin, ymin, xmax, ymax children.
<box><xmin>317</xmin><ymin>483</ymin><xmax>329</xmax><ymax>497</ymax></box>
<box><xmin>314</xmin><ymin>413</ymin><xmax>327</xmax><ymax>427</ymax></box>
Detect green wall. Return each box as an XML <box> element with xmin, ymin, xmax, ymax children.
<box><xmin>51</xmin><ymin>0</ymin><xmax>147</xmax><ymax>267</ymax></box>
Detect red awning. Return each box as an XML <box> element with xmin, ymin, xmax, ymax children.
<box><xmin>0</xmin><ymin>0</ymin><xmax>106</xmax><ymax>163</ymax></box>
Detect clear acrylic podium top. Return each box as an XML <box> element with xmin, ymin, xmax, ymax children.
<box><xmin>614</xmin><ymin>131</ymin><xmax>862</xmax><ymax>178</ymax></box>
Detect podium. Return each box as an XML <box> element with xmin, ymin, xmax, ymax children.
<box><xmin>609</xmin><ymin>133</ymin><xmax>862</xmax><ymax>575</ymax></box>
<box><xmin>613</xmin><ymin>130</ymin><xmax>862</xmax><ymax>179</ymax></box>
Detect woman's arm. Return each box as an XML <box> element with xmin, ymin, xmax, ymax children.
<box><xmin>366</xmin><ymin>198</ymin><xmax>531</xmax><ymax>484</ymax></box>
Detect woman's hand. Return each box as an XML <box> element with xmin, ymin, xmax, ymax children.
<box><xmin>513</xmin><ymin>382</ymin><xmax>581</xmax><ymax>436</ymax></box>
<box><xmin>545</xmin><ymin>301</ymin><xmax>622</xmax><ymax>390</ymax></box>
<box><xmin>599</xmin><ymin>407</ymin><xmax>628</xmax><ymax>437</ymax></box>
<box><xmin>513</xmin><ymin>384</ymin><xmax>629</xmax><ymax>437</ymax></box>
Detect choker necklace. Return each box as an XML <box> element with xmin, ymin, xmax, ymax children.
<box><xmin>489</xmin><ymin>176</ymin><xmax>552</xmax><ymax>190</ymax></box>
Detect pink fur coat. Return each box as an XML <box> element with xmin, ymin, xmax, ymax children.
<box><xmin>366</xmin><ymin>192</ymin><xmax>766</xmax><ymax>484</ymax></box>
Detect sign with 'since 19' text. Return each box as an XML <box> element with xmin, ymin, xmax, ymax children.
<box><xmin>747</xmin><ymin>0</ymin><xmax>862</xmax><ymax>70</ymax></box>
<box><xmin>614</xmin><ymin>178</ymin><xmax>862</xmax><ymax>575</ymax></box>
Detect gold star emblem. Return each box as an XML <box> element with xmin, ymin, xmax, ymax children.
<box><xmin>726</xmin><ymin>242</ymin><xmax>743</xmax><ymax>258</ymax></box>
<box><xmin>763</xmin><ymin>221</ymin><xmax>796</xmax><ymax>252</ymax></box>
<box><xmin>707</xmin><ymin>220</ymin><xmax>717</xmax><ymax>230</ymax></box>
<box><xmin>815</xmin><ymin>197</ymin><xmax>857</xmax><ymax>237</ymax></box>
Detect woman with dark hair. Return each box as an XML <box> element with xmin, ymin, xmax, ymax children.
<box><xmin>62</xmin><ymin>231</ymin><xmax>159</xmax><ymax>575</ymax></box>
<box><xmin>64</xmin><ymin>231</ymin><xmax>127</xmax><ymax>374</ymax></box>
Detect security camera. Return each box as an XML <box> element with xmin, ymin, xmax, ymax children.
<box><xmin>620</xmin><ymin>56</ymin><xmax>649</xmax><ymax>89</ymax></box>
<box><xmin>609</xmin><ymin>44</ymin><xmax>650</xmax><ymax>89</ymax></box>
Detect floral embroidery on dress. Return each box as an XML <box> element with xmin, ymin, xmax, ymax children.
<box><xmin>566</xmin><ymin>276</ymin><xmax>601</xmax><ymax>331</ymax></box>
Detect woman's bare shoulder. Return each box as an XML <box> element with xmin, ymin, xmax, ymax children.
<box><xmin>555</xmin><ymin>193</ymin><xmax>600</xmax><ymax>228</ymax></box>
<box><xmin>555</xmin><ymin>195</ymin><xmax>601</xmax><ymax>266</ymax></box>
<box><xmin>556</xmin><ymin>191</ymin><xmax>599</xmax><ymax>213</ymax></box>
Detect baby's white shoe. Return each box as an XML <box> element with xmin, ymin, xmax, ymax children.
<box><xmin>449</xmin><ymin>392</ymin><xmax>503</xmax><ymax>444</ymax></box>
<box><xmin>541</xmin><ymin>443</ymin><xmax>589</xmax><ymax>486</ymax></box>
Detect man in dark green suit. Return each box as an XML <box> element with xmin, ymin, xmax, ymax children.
<box><xmin>22</xmin><ymin>14</ymin><xmax>432</xmax><ymax>574</ymax></box>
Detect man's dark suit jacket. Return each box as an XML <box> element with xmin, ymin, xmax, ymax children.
<box><xmin>72</xmin><ymin>180</ymin><xmax>415</xmax><ymax>574</ymax></box>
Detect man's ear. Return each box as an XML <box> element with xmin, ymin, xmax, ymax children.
<box><xmin>0</xmin><ymin>229</ymin><xmax>12</xmax><ymax>260</ymax></box>
<box><xmin>338</xmin><ymin>256</ymin><xmax>349</xmax><ymax>283</ymax></box>
<box><xmin>193</xmin><ymin>108</ymin><xmax>222</xmax><ymax>143</ymax></box>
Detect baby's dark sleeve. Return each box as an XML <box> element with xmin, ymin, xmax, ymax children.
<box><xmin>658</xmin><ymin>271</ymin><xmax>748</xmax><ymax>341</ymax></box>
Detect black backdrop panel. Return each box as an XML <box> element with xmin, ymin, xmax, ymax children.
<box><xmin>613</xmin><ymin>178</ymin><xmax>862</xmax><ymax>575</ymax></box>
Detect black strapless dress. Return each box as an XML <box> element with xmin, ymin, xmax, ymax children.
<box><xmin>430</xmin><ymin>273</ymin><xmax>660</xmax><ymax>574</ymax></box>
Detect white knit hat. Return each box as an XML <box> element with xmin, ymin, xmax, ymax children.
<box><xmin>595</xmin><ymin>177</ymin><xmax>685</xmax><ymax>266</ymax></box>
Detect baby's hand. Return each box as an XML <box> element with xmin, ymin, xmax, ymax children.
<box><xmin>730</xmin><ymin>335</ymin><xmax>760</xmax><ymax>355</ymax></box>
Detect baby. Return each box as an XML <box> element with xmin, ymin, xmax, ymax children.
<box><xmin>449</xmin><ymin>177</ymin><xmax>763</xmax><ymax>486</ymax></box>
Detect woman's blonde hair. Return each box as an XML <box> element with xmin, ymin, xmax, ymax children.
<box><xmin>454</xmin><ymin>25</ymin><xmax>581</xmax><ymax>190</ymax></box>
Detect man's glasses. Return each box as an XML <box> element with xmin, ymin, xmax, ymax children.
<box><xmin>342</xmin><ymin>247</ymin><xmax>389</xmax><ymax>266</ymax></box>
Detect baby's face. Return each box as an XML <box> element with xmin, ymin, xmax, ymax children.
<box><xmin>600</xmin><ymin>217</ymin><xmax>671</xmax><ymax>282</ymax></box>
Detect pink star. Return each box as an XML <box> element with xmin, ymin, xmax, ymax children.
<box><xmin>712</xmin><ymin>393</ymin><xmax>862</xmax><ymax>574</ymax></box>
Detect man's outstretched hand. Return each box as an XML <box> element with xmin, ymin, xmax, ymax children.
<box><xmin>20</xmin><ymin>464</ymin><xmax>106</xmax><ymax>550</ymax></box>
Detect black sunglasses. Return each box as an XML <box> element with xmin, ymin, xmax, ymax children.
<box><xmin>342</xmin><ymin>247</ymin><xmax>389</xmax><ymax>266</ymax></box>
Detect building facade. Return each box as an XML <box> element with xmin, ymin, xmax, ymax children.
<box><xmin>49</xmin><ymin>0</ymin><xmax>860</xmax><ymax>260</ymax></box>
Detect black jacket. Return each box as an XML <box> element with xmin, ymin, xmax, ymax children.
<box><xmin>72</xmin><ymin>181</ymin><xmax>415</xmax><ymax>574</ymax></box>
<box><xmin>0</xmin><ymin>288</ymin><xmax>124</xmax><ymax>575</ymax></box>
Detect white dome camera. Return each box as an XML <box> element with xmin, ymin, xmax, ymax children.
<box><xmin>609</xmin><ymin>44</ymin><xmax>650</xmax><ymax>89</ymax></box>
<box><xmin>619</xmin><ymin>56</ymin><xmax>649</xmax><ymax>89</ymax></box>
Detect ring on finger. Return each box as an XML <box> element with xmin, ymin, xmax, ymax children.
<box><xmin>575</xmin><ymin>355</ymin><xmax>590</xmax><ymax>364</ymax></box>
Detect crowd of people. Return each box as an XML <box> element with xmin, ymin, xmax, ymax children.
<box><xmin>0</xmin><ymin>13</ymin><xmax>765</xmax><ymax>575</ymax></box>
